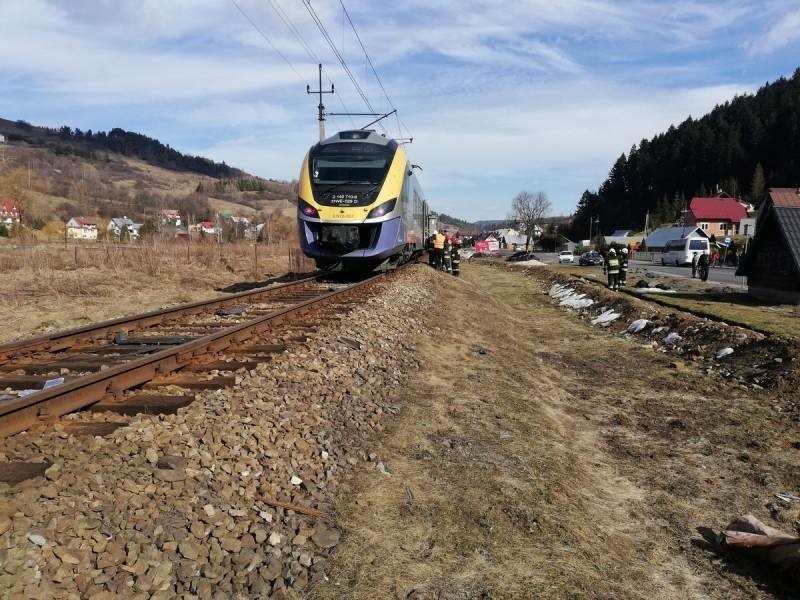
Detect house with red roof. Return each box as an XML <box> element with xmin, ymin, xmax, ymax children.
<box><xmin>686</xmin><ymin>194</ymin><xmax>749</xmax><ymax>238</ymax></box>
<box><xmin>160</xmin><ymin>209</ymin><xmax>182</xmax><ymax>227</ymax></box>
<box><xmin>0</xmin><ymin>199</ymin><xmax>20</xmax><ymax>226</ymax></box>
<box><xmin>66</xmin><ymin>217</ymin><xmax>98</xmax><ymax>240</ymax></box>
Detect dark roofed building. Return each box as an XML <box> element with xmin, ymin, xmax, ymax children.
<box><xmin>737</xmin><ymin>188</ymin><xmax>800</xmax><ymax>303</ymax></box>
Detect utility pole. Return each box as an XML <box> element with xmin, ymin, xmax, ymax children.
<box><xmin>307</xmin><ymin>64</ymin><xmax>334</xmax><ymax>141</ymax></box>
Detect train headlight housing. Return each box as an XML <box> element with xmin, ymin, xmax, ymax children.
<box><xmin>366</xmin><ymin>198</ymin><xmax>396</xmax><ymax>219</ymax></box>
<box><xmin>298</xmin><ymin>198</ymin><xmax>319</xmax><ymax>218</ymax></box>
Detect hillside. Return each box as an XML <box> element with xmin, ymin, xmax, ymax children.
<box><xmin>572</xmin><ymin>68</ymin><xmax>800</xmax><ymax>237</ymax></box>
<box><xmin>0</xmin><ymin>118</ymin><xmax>296</xmax><ymax>229</ymax></box>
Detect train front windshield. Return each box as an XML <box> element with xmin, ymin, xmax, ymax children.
<box><xmin>311</xmin><ymin>143</ymin><xmax>394</xmax><ymax>187</ymax></box>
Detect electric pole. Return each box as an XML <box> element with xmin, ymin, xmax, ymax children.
<box><xmin>307</xmin><ymin>64</ymin><xmax>334</xmax><ymax>141</ymax></box>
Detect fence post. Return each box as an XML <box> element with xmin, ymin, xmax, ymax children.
<box><xmin>74</xmin><ymin>246</ymin><xmax>78</xmax><ymax>266</ymax></box>
<box><xmin>253</xmin><ymin>243</ymin><xmax>258</xmax><ymax>278</ymax></box>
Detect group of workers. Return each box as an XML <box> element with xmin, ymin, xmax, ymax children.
<box><xmin>604</xmin><ymin>247</ymin><xmax>715</xmax><ymax>290</ymax></box>
<box><xmin>602</xmin><ymin>247</ymin><xmax>629</xmax><ymax>291</ymax></box>
<box><xmin>426</xmin><ymin>229</ymin><xmax>462</xmax><ymax>277</ymax></box>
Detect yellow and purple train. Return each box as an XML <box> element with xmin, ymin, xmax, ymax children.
<box><xmin>297</xmin><ymin>130</ymin><xmax>433</xmax><ymax>270</ymax></box>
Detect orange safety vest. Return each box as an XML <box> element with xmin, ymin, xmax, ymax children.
<box><xmin>433</xmin><ymin>233</ymin><xmax>445</xmax><ymax>250</ymax></box>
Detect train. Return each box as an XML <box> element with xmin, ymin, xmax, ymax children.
<box><xmin>297</xmin><ymin>129</ymin><xmax>435</xmax><ymax>271</ymax></box>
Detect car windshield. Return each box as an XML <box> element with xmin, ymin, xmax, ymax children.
<box><xmin>560</xmin><ymin>251</ymin><xmax>571</xmax><ymax>255</ymax></box>
<box><xmin>311</xmin><ymin>143</ymin><xmax>394</xmax><ymax>186</ymax></box>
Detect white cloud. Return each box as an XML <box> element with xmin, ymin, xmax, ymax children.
<box><xmin>745</xmin><ymin>8</ymin><xmax>800</xmax><ymax>55</ymax></box>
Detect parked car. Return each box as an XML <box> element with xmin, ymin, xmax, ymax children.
<box><xmin>506</xmin><ymin>251</ymin><xmax>538</xmax><ymax>262</ymax></box>
<box><xmin>579</xmin><ymin>251</ymin><xmax>604</xmax><ymax>266</ymax></box>
<box><xmin>558</xmin><ymin>250</ymin><xmax>574</xmax><ymax>263</ymax></box>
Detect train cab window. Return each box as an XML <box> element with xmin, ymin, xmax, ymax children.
<box><xmin>310</xmin><ymin>143</ymin><xmax>394</xmax><ymax>187</ymax></box>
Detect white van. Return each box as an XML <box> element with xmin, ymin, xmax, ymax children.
<box><xmin>661</xmin><ymin>237</ymin><xmax>710</xmax><ymax>266</ymax></box>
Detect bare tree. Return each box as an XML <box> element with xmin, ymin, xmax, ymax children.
<box><xmin>511</xmin><ymin>190</ymin><xmax>551</xmax><ymax>249</ymax></box>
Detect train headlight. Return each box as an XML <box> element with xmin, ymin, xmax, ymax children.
<box><xmin>298</xmin><ymin>198</ymin><xmax>319</xmax><ymax>218</ymax></box>
<box><xmin>366</xmin><ymin>198</ymin><xmax>396</xmax><ymax>219</ymax></box>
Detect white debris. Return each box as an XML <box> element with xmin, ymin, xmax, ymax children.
<box><xmin>630</xmin><ymin>287</ymin><xmax>677</xmax><ymax>294</ymax></box>
<box><xmin>715</xmin><ymin>347</ymin><xmax>734</xmax><ymax>360</ymax></box>
<box><xmin>376</xmin><ymin>461</ymin><xmax>391</xmax><ymax>475</ymax></box>
<box><xmin>268</xmin><ymin>532</ymin><xmax>282</xmax><ymax>546</ymax></box>
<box><xmin>27</xmin><ymin>533</ymin><xmax>46</xmax><ymax>547</ymax></box>
<box><xmin>290</xmin><ymin>475</ymin><xmax>303</xmax><ymax>485</ymax></box>
<box><xmin>591</xmin><ymin>310</ymin><xmax>621</xmax><ymax>326</ymax></box>
<box><xmin>321</xmin><ymin>450</ymin><xmax>329</xmax><ymax>460</ymax></box>
<box><xmin>627</xmin><ymin>319</ymin><xmax>649</xmax><ymax>334</ymax></box>
<box><xmin>559</xmin><ymin>292</ymin><xmax>595</xmax><ymax>310</ymax></box>
<box><xmin>663</xmin><ymin>332</ymin><xmax>683</xmax><ymax>345</ymax></box>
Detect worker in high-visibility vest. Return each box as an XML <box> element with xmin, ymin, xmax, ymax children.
<box><xmin>603</xmin><ymin>248</ymin><xmax>620</xmax><ymax>291</ymax></box>
<box><xmin>433</xmin><ymin>230</ymin><xmax>445</xmax><ymax>270</ymax></box>
<box><xmin>441</xmin><ymin>230</ymin><xmax>452</xmax><ymax>273</ymax></box>
<box><xmin>451</xmin><ymin>231</ymin><xmax>462</xmax><ymax>277</ymax></box>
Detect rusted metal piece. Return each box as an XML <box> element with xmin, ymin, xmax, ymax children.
<box><xmin>261</xmin><ymin>498</ymin><xmax>330</xmax><ymax>520</ymax></box>
<box><xmin>0</xmin><ymin>274</ymin><xmax>382</xmax><ymax>440</ymax></box>
<box><xmin>183</xmin><ymin>360</ymin><xmax>261</xmax><ymax>372</ymax></box>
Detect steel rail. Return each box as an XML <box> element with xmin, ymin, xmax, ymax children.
<box><xmin>0</xmin><ymin>273</ymin><xmax>321</xmax><ymax>362</ymax></box>
<box><xmin>0</xmin><ymin>273</ymin><xmax>383</xmax><ymax>440</ymax></box>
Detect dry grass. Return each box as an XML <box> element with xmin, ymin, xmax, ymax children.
<box><xmin>0</xmin><ymin>240</ymin><xmax>315</xmax><ymax>342</ymax></box>
<box><xmin>313</xmin><ymin>263</ymin><xmax>798</xmax><ymax>598</ymax></box>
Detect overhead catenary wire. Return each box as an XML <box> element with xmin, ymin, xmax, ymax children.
<box><xmin>337</xmin><ymin>0</ymin><xmax>411</xmax><ymax>140</ymax></box>
<box><xmin>267</xmin><ymin>0</ymin><xmax>356</xmax><ymax>128</ymax></box>
<box><xmin>229</xmin><ymin>0</ymin><xmax>310</xmax><ymax>87</ymax></box>
<box><xmin>301</xmin><ymin>0</ymin><xmax>387</xmax><ymax>133</ymax></box>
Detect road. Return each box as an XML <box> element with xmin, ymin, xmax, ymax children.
<box><xmin>630</xmin><ymin>260</ymin><xmax>747</xmax><ymax>287</ymax></box>
<box><xmin>494</xmin><ymin>251</ymin><xmax>747</xmax><ymax>287</ymax></box>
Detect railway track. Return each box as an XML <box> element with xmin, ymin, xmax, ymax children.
<box><xmin>0</xmin><ymin>271</ymin><xmax>389</xmax><ymax>441</ymax></box>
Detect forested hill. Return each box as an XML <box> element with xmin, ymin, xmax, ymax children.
<box><xmin>0</xmin><ymin>118</ymin><xmax>239</xmax><ymax>179</ymax></box>
<box><xmin>572</xmin><ymin>68</ymin><xmax>800</xmax><ymax>237</ymax></box>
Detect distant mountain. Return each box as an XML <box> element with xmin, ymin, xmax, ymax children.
<box><xmin>0</xmin><ymin>118</ymin><xmax>239</xmax><ymax>179</ymax></box>
<box><xmin>572</xmin><ymin>68</ymin><xmax>800</xmax><ymax>238</ymax></box>
<box><xmin>0</xmin><ymin>117</ymin><xmax>295</xmax><ymax>228</ymax></box>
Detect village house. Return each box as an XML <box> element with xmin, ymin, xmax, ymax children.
<box><xmin>0</xmin><ymin>199</ymin><xmax>20</xmax><ymax>226</ymax></box>
<box><xmin>199</xmin><ymin>220</ymin><xmax>217</xmax><ymax>235</ymax></box>
<box><xmin>107</xmin><ymin>217</ymin><xmax>142</xmax><ymax>240</ymax></box>
<box><xmin>160</xmin><ymin>209</ymin><xmax>182</xmax><ymax>227</ymax></box>
<box><xmin>686</xmin><ymin>194</ymin><xmax>749</xmax><ymax>237</ymax></box>
<box><xmin>737</xmin><ymin>188</ymin><xmax>800</xmax><ymax>303</ymax></box>
<box><xmin>66</xmin><ymin>217</ymin><xmax>98</xmax><ymax>241</ymax></box>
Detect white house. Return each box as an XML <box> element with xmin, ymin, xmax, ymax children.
<box><xmin>66</xmin><ymin>217</ymin><xmax>98</xmax><ymax>240</ymax></box>
<box><xmin>108</xmin><ymin>217</ymin><xmax>142</xmax><ymax>240</ymax></box>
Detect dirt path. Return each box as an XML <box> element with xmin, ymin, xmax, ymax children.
<box><xmin>311</xmin><ymin>264</ymin><xmax>798</xmax><ymax>599</ymax></box>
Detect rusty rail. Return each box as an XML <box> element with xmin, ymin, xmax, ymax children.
<box><xmin>0</xmin><ymin>273</ymin><xmax>384</xmax><ymax>439</ymax></box>
<box><xmin>0</xmin><ymin>274</ymin><xmax>321</xmax><ymax>362</ymax></box>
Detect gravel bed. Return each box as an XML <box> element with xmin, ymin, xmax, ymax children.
<box><xmin>0</xmin><ymin>265</ymin><xmax>436</xmax><ymax>599</ymax></box>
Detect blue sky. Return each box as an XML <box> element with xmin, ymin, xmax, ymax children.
<box><xmin>1</xmin><ymin>0</ymin><xmax>800</xmax><ymax>220</ymax></box>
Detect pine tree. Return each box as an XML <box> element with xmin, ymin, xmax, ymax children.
<box><xmin>750</xmin><ymin>162</ymin><xmax>766</xmax><ymax>206</ymax></box>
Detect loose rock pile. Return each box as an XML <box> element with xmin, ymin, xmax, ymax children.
<box><xmin>0</xmin><ymin>266</ymin><xmax>437</xmax><ymax>598</ymax></box>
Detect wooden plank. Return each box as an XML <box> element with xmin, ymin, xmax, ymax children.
<box><xmin>88</xmin><ymin>394</ymin><xmax>194</xmax><ymax>416</ymax></box>
<box><xmin>143</xmin><ymin>376</ymin><xmax>235</xmax><ymax>390</ymax></box>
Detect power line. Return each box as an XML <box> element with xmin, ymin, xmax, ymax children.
<box><xmin>337</xmin><ymin>0</ymin><xmax>410</xmax><ymax>139</ymax></box>
<box><xmin>302</xmin><ymin>0</ymin><xmax>386</xmax><ymax>133</ymax></box>
<box><xmin>267</xmin><ymin>0</ymin><xmax>356</xmax><ymax>128</ymax></box>
<box><xmin>229</xmin><ymin>0</ymin><xmax>309</xmax><ymax>87</ymax></box>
